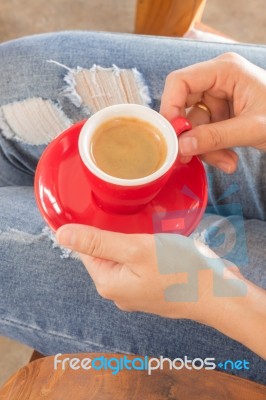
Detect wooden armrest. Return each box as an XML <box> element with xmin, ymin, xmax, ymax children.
<box><xmin>0</xmin><ymin>353</ymin><xmax>265</xmax><ymax>399</ymax></box>
<box><xmin>135</xmin><ymin>0</ymin><xmax>207</xmax><ymax>36</ymax></box>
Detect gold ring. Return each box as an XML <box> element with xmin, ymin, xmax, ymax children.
<box><xmin>192</xmin><ymin>101</ymin><xmax>211</xmax><ymax>118</ymax></box>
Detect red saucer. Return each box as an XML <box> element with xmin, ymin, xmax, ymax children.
<box><xmin>34</xmin><ymin>120</ymin><xmax>208</xmax><ymax>235</ymax></box>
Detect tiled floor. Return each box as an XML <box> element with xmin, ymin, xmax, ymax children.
<box><xmin>0</xmin><ymin>0</ymin><xmax>266</xmax><ymax>389</ymax></box>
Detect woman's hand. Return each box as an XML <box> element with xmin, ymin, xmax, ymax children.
<box><xmin>56</xmin><ymin>224</ymin><xmax>244</xmax><ymax>326</ymax></box>
<box><xmin>56</xmin><ymin>224</ymin><xmax>266</xmax><ymax>358</ymax></box>
<box><xmin>160</xmin><ymin>53</ymin><xmax>266</xmax><ymax>173</ymax></box>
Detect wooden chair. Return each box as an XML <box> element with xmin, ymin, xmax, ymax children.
<box><xmin>135</xmin><ymin>0</ymin><xmax>207</xmax><ymax>37</ymax></box>
<box><xmin>134</xmin><ymin>0</ymin><xmax>233</xmax><ymax>40</ymax></box>
<box><xmin>0</xmin><ymin>353</ymin><xmax>265</xmax><ymax>399</ymax></box>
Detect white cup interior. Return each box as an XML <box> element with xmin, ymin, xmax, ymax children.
<box><xmin>78</xmin><ymin>104</ymin><xmax>178</xmax><ymax>186</ymax></box>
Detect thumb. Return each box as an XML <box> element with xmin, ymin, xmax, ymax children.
<box><xmin>56</xmin><ymin>224</ymin><xmax>134</xmax><ymax>263</ymax></box>
<box><xmin>179</xmin><ymin>116</ymin><xmax>258</xmax><ymax>156</ymax></box>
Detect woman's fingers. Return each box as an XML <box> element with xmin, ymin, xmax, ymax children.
<box><xmin>56</xmin><ymin>224</ymin><xmax>140</xmax><ymax>264</ymax></box>
<box><xmin>178</xmin><ymin>115</ymin><xmax>262</xmax><ymax>156</ymax></box>
<box><xmin>160</xmin><ymin>53</ymin><xmax>266</xmax><ymax>156</ymax></box>
<box><xmin>179</xmin><ymin>148</ymin><xmax>238</xmax><ymax>174</ymax></box>
<box><xmin>178</xmin><ymin>94</ymin><xmax>235</xmax><ymax>172</ymax></box>
<box><xmin>200</xmin><ymin>149</ymin><xmax>239</xmax><ymax>173</ymax></box>
<box><xmin>178</xmin><ymin>137</ymin><xmax>239</xmax><ymax>173</ymax></box>
<box><xmin>201</xmin><ymin>92</ymin><xmax>231</xmax><ymax>122</ymax></box>
<box><xmin>160</xmin><ymin>54</ymin><xmax>239</xmax><ymax>121</ymax></box>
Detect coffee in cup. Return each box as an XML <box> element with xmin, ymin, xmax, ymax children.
<box><xmin>90</xmin><ymin>117</ymin><xmax>167</xmax><ymax>179</ymax></box>
<box><xmin>78</xmin><ymin>104</ymin><xmax>191</xmax><ymax>214</ymax></box>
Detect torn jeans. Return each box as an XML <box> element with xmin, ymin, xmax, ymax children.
<box><xmin>0</xmin><ymin>31</ymin><xmax>266</xmax><ymax>384</ymax></box>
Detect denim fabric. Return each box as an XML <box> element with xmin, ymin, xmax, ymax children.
<box><xmin>0</xmin><ymin>31</ymin><xmax>265</xmax><ymax>384</ymax></box>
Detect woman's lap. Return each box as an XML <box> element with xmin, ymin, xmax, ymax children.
<box><xmin>0</xmin><ymin>187</ymin><xmax>265</xmax><ymax>384</ymax></box>
<box><xmin>1</xmin><ymin>31</ymin><xmax>266</xmax><ymax>217</ymax></box>
<box><xmin>0</xmin><ymin>32</ymin><xmax>265</xmax><ymax>384</ymax></box>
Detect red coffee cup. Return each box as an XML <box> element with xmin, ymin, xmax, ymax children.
<box><xmin>78</xmin><ymin>104</ymin><xmax>191</xmax><ymax>214</ymax></box>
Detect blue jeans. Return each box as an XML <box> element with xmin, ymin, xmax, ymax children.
<box><xmin>0</xmin><ymin>31</ymin><xmax>265</xmax><ymax>384</ymax></box>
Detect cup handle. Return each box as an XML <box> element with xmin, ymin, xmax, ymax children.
<box><xmin>171</xmin><ymin>116</ymin><xmax>192</xmax><ymax>136</ymax></box>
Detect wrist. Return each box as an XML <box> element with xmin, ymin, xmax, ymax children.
<box><xmin>208</xmin><ymin>278</ymin><xmax>266</xmax><ymax>358</ymax></box>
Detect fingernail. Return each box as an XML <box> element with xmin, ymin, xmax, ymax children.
<box><xmin>56</xmin><ymin>227</ymin><xmax>75</xmax><ymax>246</ymax></box>
<box><xmin>179</xmin><ymin>137</ymin><xmax>198</xmax><ymax>155</ymax></box>
<box><xmin>217</xmin><ymin>162</ymin><xmax>233</xmax><ymax>174</ymax></box>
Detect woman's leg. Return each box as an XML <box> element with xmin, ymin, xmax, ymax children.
<box><xmin>1</xmin><ymin>31</ymin><xmax>266</xmax><ymax>218</ymax></box>
<box><xmin>0</xmin><ymin>32</ymin><xmax>265</xmax><ymax>384</ymax></box>
<box><xmin>1</xmin><ymin>189</ymin><xmax>265</xmax><ymax>384</ymax></box>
